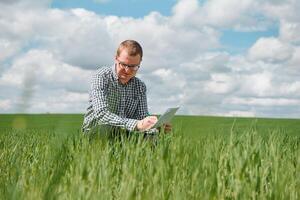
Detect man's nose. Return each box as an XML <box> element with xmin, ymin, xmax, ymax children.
<box><xmin>124</xmin><ymin>67</ymin><xmax>132</xmax><ymax>72</ymax></box>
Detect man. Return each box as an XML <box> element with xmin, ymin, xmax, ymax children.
<box><xmin>82</xmin><ymin>40</ymin><xmax>171</xmax><ymax>138</ymax></box>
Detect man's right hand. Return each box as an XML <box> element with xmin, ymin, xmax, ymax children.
<box><xmin>136</xmin><ymin>116</ymin><xmax>158</xmax><ymax>131</ymax></box>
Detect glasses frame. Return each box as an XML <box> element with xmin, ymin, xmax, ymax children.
<box><xmin>117</xmin><ymin>59</ymin><xmax>140</xmax><ymax>71</ymax></box>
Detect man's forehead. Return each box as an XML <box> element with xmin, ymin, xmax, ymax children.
<box><xmin>118</xmin><ymin>50</ymin><xmax>141</xmax><ymax>61</ymax></box>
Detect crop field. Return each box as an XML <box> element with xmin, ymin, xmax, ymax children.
<box><xmin>0</xmin><ymin>114</ymin><xmax>299</xmax><ymax>199</ymax></box>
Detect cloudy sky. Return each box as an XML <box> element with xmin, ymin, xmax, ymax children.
<box><xmin>0</xmin><ymin>0</ymin><xmax>299</xmax><ymax>118</ymax></box>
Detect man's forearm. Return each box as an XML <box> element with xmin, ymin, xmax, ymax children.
<box><xmin>95</xmin><ymin>108</ymin><xmax>138</xmax><ymax>131</ymax></box>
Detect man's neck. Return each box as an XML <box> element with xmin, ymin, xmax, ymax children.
<box><xmin>119</xmin><ymin>79</ymin><xmax>128</xmax><ymax>85</ymax></box>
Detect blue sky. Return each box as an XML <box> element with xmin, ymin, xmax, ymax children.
<box><xmin>51</xmin><ymin>0</ymin><xmax>177</xmax><ymax>18</ymax></box>
<box><xmin>0</xmin><ymin>0</ymin><xmax>300</xmax><ymax>118</ymax></box>
<box><xmin>220</xmin><ymin>28</ymin><xmax>278</xmax><ymax>54</ymax></box>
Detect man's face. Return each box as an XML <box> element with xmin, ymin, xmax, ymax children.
<box><xmin>115</xmin><ymin>50</ymin><xmax>141</xmax><ymax>84</ymax></box>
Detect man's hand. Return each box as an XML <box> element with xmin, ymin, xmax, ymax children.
<box><xmin>162</xmin><ymin>123</ymin><xmax>172</xmax><ymax>133</ymax></box>
<box><xmin>158</xmin><ymin>123</ymin><xmax>172</xmax><ymax>133</ymax></box>
<box><xmin>136</xmin><ymin>116</ymin><xmax>158</xmax><ymax>131</ymax></box>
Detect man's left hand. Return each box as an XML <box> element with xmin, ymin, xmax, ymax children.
<box><xmin>162</xmin><ymin>123</ymin><xmax>172</xmax><ymax>133</ymax></box>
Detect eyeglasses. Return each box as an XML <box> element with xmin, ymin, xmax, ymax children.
<box><xmin>117</xmin><ymin>59</ymin><xmax>140</xmax><ymax>71</ymax></box>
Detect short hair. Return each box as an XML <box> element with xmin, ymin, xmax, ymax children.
<box><xmin>116</xmin><ymin>40</ymin><xmax>143</xmax><ymax>58</ymax></box>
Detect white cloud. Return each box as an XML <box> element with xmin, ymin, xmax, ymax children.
<box><xmin>0</xmin><ymin>50</ymin><xmax>93</xmax><ymax>90</ymax></box>
<box><xmin>202</xmin><ymin>0</ymin><xmax>254</xmax><ymax>27</ymax></box>
<box><xmin>261</xmin><ymin>0</ymin><xmax>300</xmax><ymax>22</ymax></box>
<box><xmin>248</xmin><ymin>37</ymin><xmax>293</xmax><ymax>62</ymax></box>
<box><xmin>220</xmin><ymin>110</ymin><xmax>256</xmax><ymax>117</ymax></box>
<box><xmin>0</xmin><ymin>99</ymin><xmax>11</xmax><ymax>111</ymax></box>
<box><xmin>204</xmin><ymin>73</ymin><xmax>236</xmax><ymax>94</ymax></box>
<box><xmin>171</xmin><ymin>0</ymin><xmax>273</xmax><ymax>31</ymax></box>
<box><xmin>241</xmin><ymin>71</ymin><xmax>273</xmax><ymax>97</ymax></box>
<box><xmin>24</xmin><ymin>89</ymin><xmax>89</xmax><ymax>113</ymax></box>
<box><xmin>0</xmin><ymin>39</ymin><xmax>20</xmax><ymax>62</ymax></box>
<box><xmin>152</xmin><ymin>68</ymin><xmax>173</xmax><ymax>81</ymax></box>
<box><xmin>0</xmin><ymin>0</ymin><xmax>50</xmax><ymax>8</ymax></box>
<box><xmin>279</xmin><ymin>20</ymin><xmax>300</xmax><ymax>44</ymax></box>
<box><xmin>288</xmin><ymin>47</ymin><xmax>300</xmax><ymax>69</ymax></box>
<box><xmin>0</xmin><ymin>49</ymin><xmax>92</xmax><ymax>112</ymax></box>
<box><xmin>104</xmin><ymin>11</ymin><xmax>221</xmax><ymax>72</ymax></box>
<box><xmin>0</xmin><ymin>0</ymin><xmax>299</xmax><ymax>117</ymax></box>
<box><xmin>225</xmin><ymin>97</ymin><xmax>300</xmax><ymax>106</ymax></box>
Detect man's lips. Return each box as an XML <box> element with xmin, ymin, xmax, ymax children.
<box><xmin>122</xmin><ymin>72</ymin><xmax>131</xmax><ymax>76</ymax></box>
<box><xmin>120</xmin><ymin>73</ymin><xmax>131</xmax><ymax>79</ymax></box>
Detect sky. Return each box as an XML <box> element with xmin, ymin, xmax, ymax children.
<box><xmin>0</xmin><ymin>0</ymin><xmax>300</xmax><ymax>118</ymax></box>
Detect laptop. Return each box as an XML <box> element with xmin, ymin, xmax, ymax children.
<box><xmin>153</xmin><ymin>107</ymin><xmax>180</xmax><ymax>128</ymax></box>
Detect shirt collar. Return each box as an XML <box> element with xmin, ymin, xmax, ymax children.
<box><xmin>112</xmin><ymin>64</ymin><xmax>118</xmax><ymax>81</ymax></box>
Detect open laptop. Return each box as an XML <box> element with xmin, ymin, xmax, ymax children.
<box><xmin>153</xmin><ymin>107</ymin><xmax>180</xmax><ymax>128</ymax></box>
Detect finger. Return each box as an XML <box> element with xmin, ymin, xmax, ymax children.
<box><xmin>164</xmin><ymin>123</ymin><xmax>170</xmax><ymax>127</ymax></box>
<box><xmin>163</xmin><ymin>123</ymin><xmax>171</xmax><ymax>129</ymax></box>
<box><xmin>165</xmin><ymin>123</ymin><xmax>171</xmax><ymax>127</ymax></box>
<box><xmin>166</xmin><ymin>128</ymin><xmax>172</xmax><ymax>132</ymax></box>
<box><xmin>149</xmin><ymin>116</ymin><xmax>158</xmax><ymax>122</ymax></box>
<box><xmin>165</xmin><ymin>124</ymin><xmax>171</xmax><ymax>128</ymax></box>
<box><xmin>147</xmin><ymin>117</ymin><xmax>157</xmax><ymax>124</ymax></box>
<box><xmin>149</xmin><ymin>116</ymin><xmax>158</xmax><ymax>120</ymax></box>
<box><xmin>164</xmin><ymin>124</ymin><xmax>172</xmax><ymax>132</ymax></box>
<box><xmin>146</xmin><ymin>119</ymin><xmax>156</xmax><ymax>125</ymax></box>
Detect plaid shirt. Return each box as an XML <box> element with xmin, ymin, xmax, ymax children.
<box><xmin>82</xmin><ymin>65</ymin><xmax>150</xmax><ymax>133</ymax></box>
